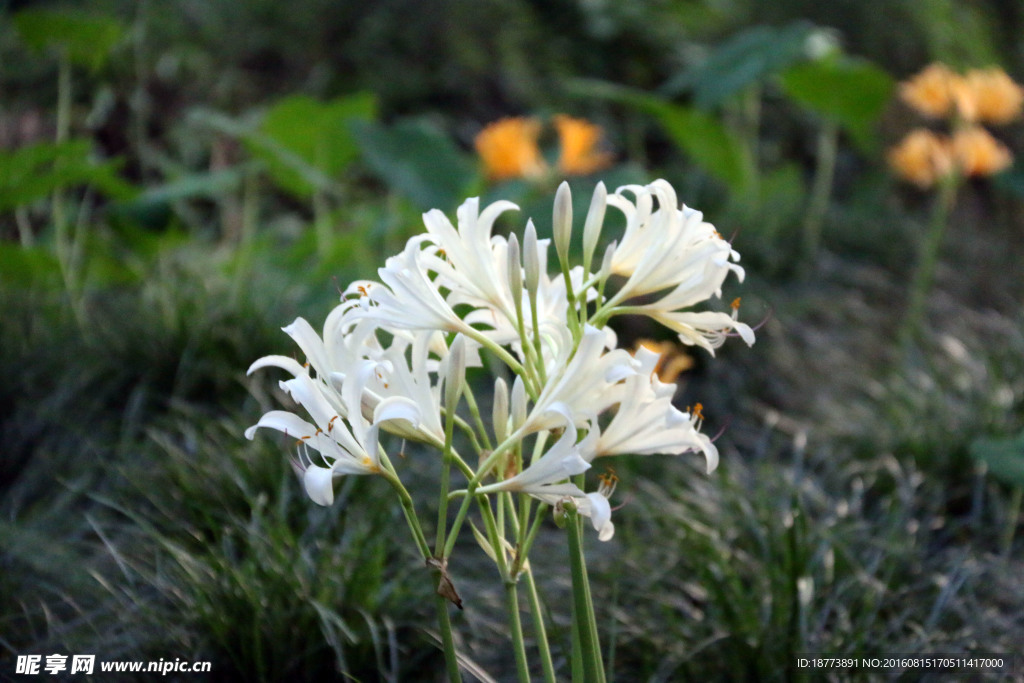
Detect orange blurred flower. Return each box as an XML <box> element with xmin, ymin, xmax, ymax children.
<box><xmin>900</xmin><ymin>63</ymin><xmax>960</xmax><ymax>119</ymax></box>
<box><xmin>951</xmin><ymin>126</ymin><xmax>1013</xmax><ymax>177</ymax></box>
<box><xmin>554</xmin><ymin>114</ymin><xmax>614</xmax><ymax>176</ymax></box>
<box><xmin>962</xmin><ymin>68</ymin><xmax>1024</xmax><ymax>124</ymax></box>
<box><xmin>888</xmin><ymin>129</ymin><xmax>954</xmax><ymax>188</ymax></box>
<box><xmin>474</xmin><ymin>117</ymin><xmax>546</xmax><ymax>181</ymax></box>
<box><xmin>633</xmin><ymin>339</ymin><xmax>694</xmax><ymax>384</ymax></box>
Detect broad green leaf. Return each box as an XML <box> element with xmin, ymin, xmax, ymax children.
<box><xmin>569</xmin><ymin>79</ymin><xmax>753</xmax><ymax>190</ymax></box>
<box><xmin>13</xmin><ymin>9</ymin><xmax>124</xmax><ymax>71</ymax></box>
<box><xmin>779</xmin><ymin>56</ymin><xmax>894</xmax><ymax>152</ymax></box>
<box><xmin>970</xmin><ymin>431</ymin><xmax>1024</xmax><ymax>489</ymax></box>
<box><xmin>248</xmin><ymin>93</ymin><xmax>377</xmax><ymax>199</ymax></box>
<box><xmin>352</xmin><ymin>118</ymin><xmax>477</xmax><ymax>211</ymax></box>
<box><xmin>0</xmin><ymin>140</ymin><xmax>136</xmax><ymax>214</ymax></box>
<box><xmin>661</xmin><ymin>22</ymin><xmax>817</xmax><ymax>108</ymax></box>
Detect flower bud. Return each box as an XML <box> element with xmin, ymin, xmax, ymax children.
<box><xmin>553</xmin><ymin>181</ymin><xmax>573</xmax><ymax>270</ymax></box>
<box><xmin>492</xmin><ymin>377</ymin><xmax>509</xmax><ymax>444</ymax></box>
<box><xmin>510</xmin><ymin>375</ymin><xmax>528</xmax><ymax>432</ymax></box>
<box><xmin>507</xmin><ymin>232</ymin><xmax>522</xmax><ymax>308</ymax></box>
<box><xmin>582</xmin><ymin>181</ymin><xmax>606</xmax><ymax>273</ymax></box>
<box><xmin>523</xmin><ymin>219</ymin><xmax>540</xmax><ymax>300</ymax></box>
<box><xmin>444</xmin><ymin>334</ymin><xmax>466</xmax><ymax>410</ymax></box>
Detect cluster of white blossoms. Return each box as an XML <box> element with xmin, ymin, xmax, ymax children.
<box><xmin>246</xmin><ymin>179</ymin><xmax>753</xmax><ymax>542</ymax></box>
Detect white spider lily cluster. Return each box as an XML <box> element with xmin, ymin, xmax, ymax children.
<box><xmin>246</xmin><ymin>179</ymin><xmax>753</xmax><ymax>543</ymax></box>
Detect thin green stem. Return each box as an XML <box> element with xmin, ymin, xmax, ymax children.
<box><xmin>461</xmin><ymin>381</ymin><xmax>493</xmax><ymax>451</ymax></box>
<box><xmin>435</xmin><ymin>391</ymin><xmax>459</xmax><ymax>555</ymax></box>
<box><xmin>800</xmin><ymin>121</ymin><xmax>838</xmax><ymax>271</ymax></box>
<box><xmin>567</xmin><ymin>509</ymin><xmax>605</xmax><ymax>682</ymax></box>
<box><xmin>504</xmin><ymin>582</ymin><xmax>531</xmax><ymax>683</ymax></box>
<box><xmin>522</xmin><ymin>567</ymin><xmax>557</xmax><ymax>683</ymax></box>
<box><xmin>1001</xmin><ymin>486</ymin><xmax>1022</xmax><ymax>560</ymax></box>
<box><xmin>435</xmin><ymin>596</ymin><xmax>462</xmax><ymax>683</ymax></box>
<box><xmin>899</xmin><ymin>175</ymin><xmax>959</xmax><ymax>351</ymax></box>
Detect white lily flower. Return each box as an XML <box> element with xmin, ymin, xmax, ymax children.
<box><xmin>420</xmin><ymin>196</ymin><xmax>519</xmax><ymax>317</ymax></box>
<box><xmin>523</xmin><ymin>323</ymin><xmax>635</xmax><ymax>432</ymax></box>
<box><xmin>593</xmin><ymin>345</ymin><xmax>720</xmax><ymax>473</ymax></box>
<box><xmin>347</xmin><ymin>236</ymin><xmax>476</xmax><ymax>335</ymax></box>
<box><xmin>245</xmin><ymin>363</ymin><xmax>419</xmax><ymax>506</ymax></box>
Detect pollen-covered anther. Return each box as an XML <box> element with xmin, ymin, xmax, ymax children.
<box><xmin>598</xmin><ymin>468</ymin><xmax>619</xmax><ymax>496</ymax></box>
<box><xmin>731</xmin><ymin>297</ymin><xmax>742</xmax><ymax>311</ymax></box>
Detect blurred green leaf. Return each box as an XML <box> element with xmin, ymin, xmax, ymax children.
<box><xmin>570</xmin><ymin>79</ymin><xmax>753</xmax><ymax>190</ymax></box>
<box><xmin>109</xmin><ymin>167</ymin><xmax>250</xmax><ymax>229</ymax></box>
<box><xmin>779</xmin><ymin>56</ymin><xmax>894</xmax><ymax>152</ymax></box>
<box><xmin>661</xmin><ymin>22</ymin><xmax>816</xmax><ymax>108</ymax></box>
<box><xmin>970</xmin><ymin>431</ymin><xmax>1024</xmax><ymax>488</ymax></box>
<box><xmin>13</xmin><ymin>9</ymin><xmax>124</xmax><ymax>71</ymax></box>
<box><xmin>249</xmin><ymin>93</ymin><xmax>377</xmax><ymax>199</ymax></box>
<box><xmin>352</xmin><ymin>118</ymin><xmax>477</xmax><ymax>211</ymax></box>
<box><xmin>0</xmin><ymin>244</ymin><xmax>62</xmax><ymax>288</ymax></box>
<box><xmin>0</xmin><ymin>140</ymin><xmax>137</xmax><ymax>214</ymax></box>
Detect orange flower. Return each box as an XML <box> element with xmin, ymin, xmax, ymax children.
<box><xmin>633</xmin><ymin>339</ymin><xmax>694</xmax><ymax>384</ymax></box>
<box><xmin>951</xmin><ymin>126</ymin><xmax>1013</xmax><ymax>177</ymax></box>
<box><xmin>900</xmin><ymin>63</ymin><xmax>961</xmax><ymax>119</ymax></box>
<box><xmin>474</xmin><ymin>117</ymin><xmax>546</xmax><ymax>181</ymax></box>
<box><xmin>962</xmin><ymin>68</ymin><xmax>1024</xmax><ymax>124</ymax></box>
<box><xmin>888</xmin><ymin>129</ymin><xmax>954</xmax><ymax>188</ymax></box>
<box><xmin>554</xmin><ymin>114</ymin><xmax>613</xmax><ymax>176</ymax></box>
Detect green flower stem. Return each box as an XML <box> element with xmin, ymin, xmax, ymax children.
<box><xmin>900</xmin><ymin>174</ymin><xmax>959</xmax><ymax>350</ymax></box>
<box><xmin>522</xmin><ymin>567</ymin><xmax>557</xmax><ymax>683</ymax></box>
<box><xmin>504</xmin><ymin>582</ymin><xmax>531</xmax><ymax>683</ymax></box>
<box><xmin>435</xmin><ymin>392</ymin><xmax>459</xmax><ymax>555</ymax></box>
<box><xmin>567</xmin><ymin>508</ymin><xmax>606</xmax><ymax>683</ymax></box>
<box><xmin>465</xmin><ymin>328</ymin><xmax>537</xmax><ymax>399</ymax></box>
<box><xmin>800</xmin><ymin>120</ymin><xmax>839</xmax><ymax>270</ymax></box>
<box><xmin>380</xmin><ymin>458</ymin><xmax>461</xmax><ymax>682</ymax></box>
<box><xmin>435</xmin><ymin>595</ymin><xmax>463</xmax><ymax>683</ymax></box>
<box><xmin>442</xmin><ymin>429</ymin><xmax>523</xmax><ymax>559</ymax></box>
<box><xmin>461</xmin><ymin>381</ymin><xmax>493</xmax><ymax>451</ymax></box>
<box><xmin>478</xmin><ymin>493</ymin><xmax>530</xmax><ymax>683</ymax></box>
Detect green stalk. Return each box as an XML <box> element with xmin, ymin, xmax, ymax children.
<box><xmin>461</xmin><ymin>381</ymin><xmax>493</xmax><ymax>451</ymax></box>
<box><xmin>504</xmin><ymin>582</ymin><xmax>531</xmax><ymax>683</ymax></box>
<box><xmin>899</xmin><ymin>174</ymin><xmax>958</xmax><ymax>350</ymax></box>
<box><xmin>1001</xmin><ymin>486</ymin><xmax>1022</xmax><ymax>560</ymax></box>
<box><xmin>800</xmin><ymin>121</ymin><xmax>838</xmax><ymax>271</ymax></box>
<box><xmin>52</xmin><ymin>53</ymin><xmax>84</xmax><ymax>328</ymax></box>
<box><xmin>567</xmin><ymin>509</ymin><xmax>605</xmax><ymax>682</ymax></box>
<box><xmin>380</xmin><ymin>463</ymin><xmax>460</xmax><ymax>682</ymax></box>
<box><xmin>478</xmin><ymin>493</ymin><xmax>530</xmax><ymax>683</ymax></box>
<box><xmin>435</xmin><ymin>595</ymin><xmax>462</xmax><ymax>683</ymax></box>
<box><xmin>522</xmin><ymin>567</ymin><xmax>557</xmax><ymax>683</ymax></box>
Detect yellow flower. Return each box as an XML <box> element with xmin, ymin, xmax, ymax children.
<box><xmin>888</xmin><ymin>129</ymin><xmax>955</xmax><ymax>188</ymax></box>
<box><xmin>554</xmin><ymin>114</ymin><xmax>613</xmax><ymax>176</ymax></box>
<box><xmin>900</xmin><ymin>63</ymin><xmax>961</xmax><ymax>119</ymax></box>
<box><xmin>951</xmin><ymin>126</ymin><xmax>1013</xmax><ymax>177</ymax></box>
<box><xmin>474</xmin><ymin>117</ymin><xmax>546</xmax><ymax>181</ymax></box>
<box><xmin>962</xmin><ymin>68</ymin><xmax>1024</xmax><ymax>124</ymax></box>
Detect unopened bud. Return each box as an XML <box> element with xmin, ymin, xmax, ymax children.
<box><xmin>492</xmin><ymin>377</ymin><xmax>509</xmax><ymax>444</ymax></box>
<box><xmin>445</xmin><ymin>334</ymin><xmax>466</xmax><ymax>410</ymax></box>
<box><xmin>510</xmin><ymin>375</ymin><xmax>527</xmax><ymax>432</ymax></box>
<box><xmin>582</xmin><ymin>181</ymin><xmax>606</xmax><ymax>273</ymax></box>
<box><xmin>507</xmin><ymin>232</ymin><xmax>522</xmax><ymax>306</ymax></box>
<box><xmin>523</xmin><ymin>220</ymin><xmax>540</xmax><ymax>300</ymax></box>
<box><xmin>553</xmin><ymin>181</ymin><xmax>572</xmax><ymax>270</ymax></box>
